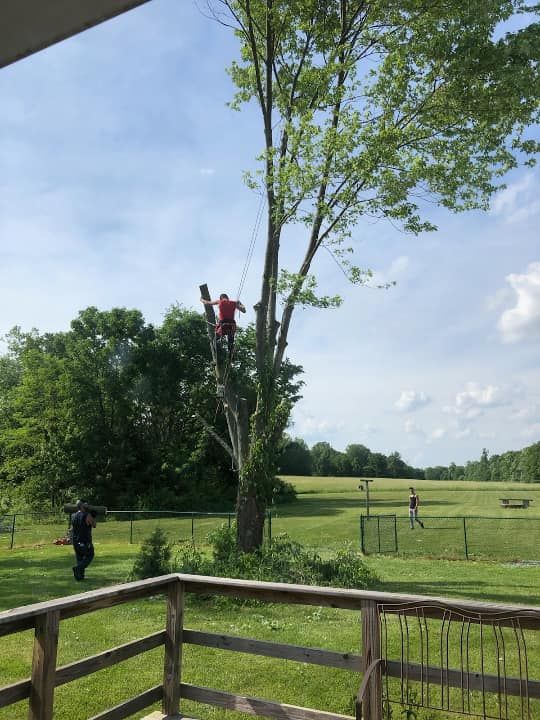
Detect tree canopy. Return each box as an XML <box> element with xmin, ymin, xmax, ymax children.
<box><xmin>0</xmin><ymin>306</ymin><xmax>267</xmax><ymax>510</ymax></box>
<box><xmin>202</xmin><ymin>0</ymin><xmax>540</xmax><ymax>550</ymax></box>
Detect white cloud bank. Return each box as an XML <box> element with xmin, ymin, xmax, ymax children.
<box><xmin>497</xmin><ymin>262</ymin><xmax>540</xmax><ymax>343</ymax></box>
<box><xmin>443</xmin><ymin>382</ymin><xmax>515</xmax><ymax>419</ymax></box>
<box><xmin>395</xmin><ymin>390</ymin><xmax>430</xmax><ymax>412</ymax></box>
<box><xmin>491</xmin><ymin>175</ymin><xmax>540</xmax><ymax>224</ymax></box>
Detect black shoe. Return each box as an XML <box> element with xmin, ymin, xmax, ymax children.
<box><xmin>72</xmin><ymin>566</ymin><xmax>81</xmax><ymax>581</ymax></box>
<box><xmin>419</xmin><ymin>522</ymin><xmax>425</xmax><ymax>529</ymax></box>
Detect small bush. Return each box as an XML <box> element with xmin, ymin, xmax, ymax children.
<box><xmin>176</xmin><ymin>524</ymin><xmax>377</xmax><ymax>590</ymax></box>
<box><xmin>176</xmin><ymin>542</ymin><xmax>211</xmax><ymax>575</ymax></box>
<box><xmin>129</xmin><ymin>527</ymin><xmax>172</xmax><ymax>580</ymax></box>
<box><xmin>271</xmin><ymin>477</ymin><xmax>297</xmax><ymax>504</ymax></box>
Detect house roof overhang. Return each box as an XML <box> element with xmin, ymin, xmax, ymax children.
<box><xmin>1</xmin><ymin>0</ymin><xmax>151</xmax><ymax>69</ymax></box>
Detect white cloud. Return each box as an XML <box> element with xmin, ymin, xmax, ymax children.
<box><xmin>373</xmin><ymin>255</ymin><xmax>409</xmax><ymax>285</ymax></box>
<box><xmin>511</xmin><ymin>405</ymin><xmax>540</xmax><ymax>422</ymax></box>
<box><xmin>395</xmin><ymin>390</ymin><xmax>430</xmax><ymax>412</ymax></box>
<box><xmin>455</xmin><ymin>427</ymin><xmax>472</xmax><ymax>439</ymax></box>
<box><xmin>491</xmin><ymin>175</ymin><xmax>540</xmax><ymax>224</ymax></box>
<box><xmin>291</xmin><ymin>412</ymin><xmax>345</xmax><ymax>438</ymax></box>
<box><xmin>404</xmin><ymin>419</ymin><xmax>424</xmax><ymax>436</ymax></box>
<box><xmin>521</xmin><ymin>423</ymin><xmax>540</xmax><ymax>440</ymax></box>
<box><xmin>485</xmin><ymin>287</ymin><xmax>512</xmax><ymax>312</ymax></box>
<box><xmin>430</xmin><ymin>428</ymin><xmax>446</xmax><ymax>441</ymax></box>
<box><xmin>199</xmin><ymin>168</ymin><xmax>216</xmax><ymax>175</ymax></box>
<box><xmin>443</xmin><ymin>382</ymin><xmax>514</xmax><ymax>419</ymax></box>
<box><xmin>497</xmin><ymin>262</ymin><xmax>540</xmax><ymax>343</ymax></box>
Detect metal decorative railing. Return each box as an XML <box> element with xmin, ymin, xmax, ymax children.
<box><xmin>0</xmin><ymin>575</ymin><xmax>538</xmax><ymax>720</ymax></box>
<box><xmin>377</xmin><ymin>603</ymin><xmax>538</xmax><ymax>720</ymax></box>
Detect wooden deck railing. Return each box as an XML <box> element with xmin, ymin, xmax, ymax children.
<box><xmin>0</xmin><ymin>574</ymin><xmax>539</xmax><ymax>720</ymax></box>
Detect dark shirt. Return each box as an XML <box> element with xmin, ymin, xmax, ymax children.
<box><xmin>71</xmin><ymin>511</ymin><xmax>92</xmax><ymax>545</ymax></box>
<box><xmin>409</xmin><ymin>494</ymin><xmax>418</xmax><ymax>510</ymax></box>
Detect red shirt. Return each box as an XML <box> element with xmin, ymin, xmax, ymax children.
<box><xmin>218</xmin><ymin>299</ymin><xmax>238</xmax><ymax>322</ymax></box>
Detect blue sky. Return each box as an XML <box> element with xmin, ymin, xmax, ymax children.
<box><xmin>1</xmin><ymin>0</ymin><xmax>539</xmax><ymax>467</ymax></box>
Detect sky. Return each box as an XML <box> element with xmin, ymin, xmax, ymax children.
<box><xmin>0</xmin><ymin>0</ymin><xmax>539</xmax><ymax>468</ymax></box>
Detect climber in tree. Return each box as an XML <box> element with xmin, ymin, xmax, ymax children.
<box><xmin>201</xmin><ymin>293</ymin><xmax>246</xmax><ymax>353</ymax></box>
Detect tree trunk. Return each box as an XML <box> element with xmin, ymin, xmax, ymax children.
<box><xmin>236</xmin><ymin>491</ymin><xmax>266</xmax><ymax>551</ymax></box>
<box><xmin>199</xmin><ymin>284</ymin><xmax>265</xmax><ymax>551</ymax></box>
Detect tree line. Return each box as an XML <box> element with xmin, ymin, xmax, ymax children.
<box><xmin>425</xmin><ymin>445</ymin><xmax>540</xmax><ymax>483</ymax></box>
<box><xmin>281</xmin><ymin>439</ymin><xmax>540</xmax><ymax>483</ymax></box>
<box><xmin>0</xmin><ymin>305</ymin><xmax>301</xmax><ymax>513</ymax></box>
<box><xmin>278</xmin><ymin>439</ymin><xmax>424</xmax><ymax>479</ymax></box>
<box><xmin>1</xmin><ymin>305</ymin><xmax>538</xmax><ymax>515</ymax></box>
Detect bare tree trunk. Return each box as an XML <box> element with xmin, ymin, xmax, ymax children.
<box><xmin>200</xmin><ymin>283</ymin><xmax>268</xmax><ymax>551</ymax></box>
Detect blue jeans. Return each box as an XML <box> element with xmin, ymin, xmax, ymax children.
<box><xmin>74</xmin><ymin>542</ymin><xmax>94</xmax><ymax>579</ymax></box>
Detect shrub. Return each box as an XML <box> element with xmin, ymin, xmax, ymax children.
<box><xmin>176</xmin><ymin>524</ymin><xmax>377</xmax><ymax>590</ymax></box>
<box><xmin>129</xmin><ymin>527</ymin><xmax>172</xmax><ymax>580</ymax></box>
<box><xmin>271</xmin><ymin>477</ymin><xmax>297</xmax><ymax>504</ymax></box>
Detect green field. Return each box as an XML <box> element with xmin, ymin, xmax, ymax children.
<box><xmin>272</xmin><ymin>477</ymin><xmax>540</xmax><ymax>560</ymax></box>
<box><xmin>0</xmin><ymin>477</ymin><xmax>539</xmax><ymax>719</ymax></box>
<box><xmin>5</xmin><ymin>477</ymin><xmax>540</xmax><ymax>561</ymax></box>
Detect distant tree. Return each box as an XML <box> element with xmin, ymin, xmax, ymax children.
<box><xmin>387</xmin><ymin>451</ymin><xmax>407</xmax><ymax>478</ymax></box>
<box><xmin>520</xmin><ymin>442</ymin><xmax>540</xmax><ymax>483</ymax></box>
<box><xmin>279</xmin><ymin>437</ymin><xmax>312</xmax><ymax>475</ymax></box>
<box><xmin>345</xmin><ymin>444</ymin><xmax>371</xmax><ymax>476</ymax></box>
<box><xmin>364</xmin><ymin>452</ymin><xmax>388</xmax><ymax>478</ymax></box>
<box><xmin>333</xmin><ymin>451</ymin><xmax>352</xmax><ymax>477</ymax></box>
<box><xmin>478</xmin><ymin>448</ymin><xmax>491</xmax><ymax>482</ymax></box>
<box><xmin>311</xmin><ymin>442</ymin><xmax>334</xmax><ymax>476</ymax></box>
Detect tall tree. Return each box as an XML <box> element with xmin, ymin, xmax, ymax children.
<box><xmin>279</xmin><ymin>436</ymin><xmax>313</xmax><ymax>475</ymax></box>
<box><xmin>0</xmin><ymin>306</ymin><xmax>248</xmax><ymax>510</ymax></box>
<box><xmin>204</xmin><ymin>0</ymin><xmax>540</xmax><ymax>550</ymax></box>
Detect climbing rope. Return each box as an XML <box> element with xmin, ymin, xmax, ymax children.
<box><xmin>236</xmin><ymin>192</ymin><xmax>265</xmax><ymax>303</ymax></box>
<box><xmin>203</xmin><ymin>193</ymin><xmax>266</xmax><ymax>469</ymax></box>
<box><xmin>220</xmin><ymin>192</ymin><xmax>265</xmax><ymax>392</ymax></box>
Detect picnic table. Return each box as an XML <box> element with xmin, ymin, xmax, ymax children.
<box><xmin>499</xmin><ymin>498</ymin><xmax>534</xmax><ymax>509</ymax></box>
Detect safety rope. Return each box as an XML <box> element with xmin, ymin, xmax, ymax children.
<box><xmin>221</xmin><ymin>192</ymin><xmax>265</xmax><ymax>392</ymax></box>
<box><xmin>236</xmin><ymin>192</ymin><xmax>265</xmax><ymax>303</ymax></box>
<box><xmin>203</xmin><ymin>193</ymin><xmax>265</xmax><ymax>470</ymax></box>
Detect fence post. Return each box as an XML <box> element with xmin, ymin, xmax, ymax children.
<box><xmin>28</xmin><ymin>610</ymin><xmax>60</xmax><ymax>720</ymax></box>
<box><xmin>129</xmin><ymin>512</ymin><xmax>134</xmax><ymax>545</ymax></box>
<box><xmin>361</xmin><ymin>600</ymin><xmax>382</xmax><ymax>720</ymax></box>
<box><xmin>360</xmin><ymin>516</ymin><xmax>366</xmax><ymax>554</ymax></box>
<box><xmin>10</xmin><ymin>513</ymin><xmax>16</xmax><ymax>549</ymax></box>
<box><xmin>377</xmin><ymin>516</ymin><xmax>381</xmax><ymax>553</ymax></box>
<box><xmin>463</xmin><ymin>516</ymin><xmax>469</xmax><ymax>560</ymax></box>
<box><xmin>162</xmin><ymin>578</ymin><xmax>184</xmax><ymax>716</ymax></box>
<box><xmin>191</xmin><ymin>513</ymin><xmax>194</xmax><ymax>542</ymax></box>
<box><xmin>268</xmin><ymin>511</ymin><xmax>272</xmax><ymax>546</ymax></box>
<box><xmin>228</xmin><ymin>513</ymin><xmax>231</xmax><ymax>529</ymax></box>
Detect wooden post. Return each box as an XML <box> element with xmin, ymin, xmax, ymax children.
<box><xmin>162</xmin><ymin>579</ymin><xmax>184</xmax><ymax>716</ymax></box>
<box><xmin>361</xmin><ymin>600</ymin><xmax>382</xmax><ymax>720</ymax></box>
<box><xmin>28</xmin><ymin>610</ymin><xmax>60</xmax><ymax>720</ymax></box>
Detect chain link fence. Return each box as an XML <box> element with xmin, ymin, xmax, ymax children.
<box><xmin>0</xmin><ymin>510</ymin><xmax>273</xmax><ymax>549</ymax></box>
<box><xmin>360</xmin><ymin>514</ymin><xmax>540</xmax><ymax>561</ymax></box>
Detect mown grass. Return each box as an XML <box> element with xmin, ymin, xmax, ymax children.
<box><xmin>0</xmin><ymin>476</ymin><xmax>539</xmax><ymax>719</ymax></box>
<box><xmin>273</xmin><ymin>476</ymin><xmax>540</xmax><ymax>560</ymax></box>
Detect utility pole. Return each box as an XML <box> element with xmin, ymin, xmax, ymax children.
<box><xmin>358</xmin><ymin>479</ymin><xmax>374</xmax><ymax>517</ymax></box>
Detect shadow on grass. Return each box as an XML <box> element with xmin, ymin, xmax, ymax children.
<box><xmin>375</xmin><ymin>579</ymin><xmax>540</xmax><ymax>605</ymax></box>
<box><xmin>277</xmin><ymin>496</ymin><xmax>453</xmax><ymax>517</ymax></box>
<box><xmin>0</xmin><ymin>548</ymin><xmax>136</xmax><ymax>611</ymax></box>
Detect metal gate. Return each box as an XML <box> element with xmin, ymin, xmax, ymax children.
<box><xmin>360</xmin><ymin>514</ymin><xmax>398</xmax><ymax>554</ymax></box>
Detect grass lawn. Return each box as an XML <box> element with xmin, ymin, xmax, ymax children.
<box><xmin>272</xmin><ymin>476</ymin><xmax>540</xmax><ymax>560</ymax></box>
<box><xmin>0</xmin><ymin>476</ymin><xmax>539</xmax><ymax>719</ymax></box>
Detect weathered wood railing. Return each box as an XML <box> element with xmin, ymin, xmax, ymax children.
<box><xmin>0</xmin><ymin>574</ymin><xmax>539</xmax><ymax>720</ymax></box>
